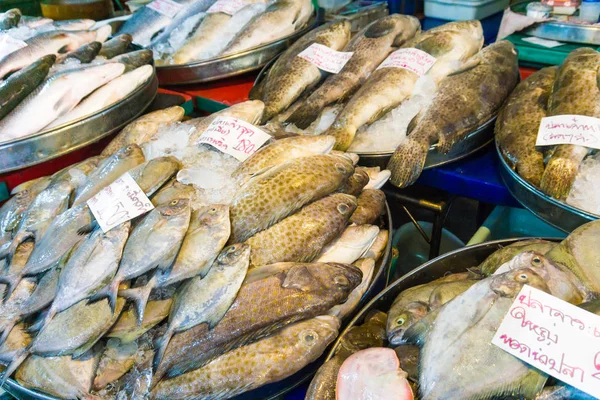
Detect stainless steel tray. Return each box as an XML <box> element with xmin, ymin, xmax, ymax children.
<box><xmin>0</xmin><ymin>69</ymin><xmax>158</xmax><ymax>174</ymax></box>
<box><xmin>496</xmin><ymin>139</ymin><xmax>598</xmax><ymax>233</ymax></box>
<box><xmin>3</xmin><ymin>202</ymin><xmax>393</xmax><ymax>400</ymax></box>
<box><xmin>155</xmin><ymin>16</ymin><xmax>319</xmax><ymax>86</ymax></box>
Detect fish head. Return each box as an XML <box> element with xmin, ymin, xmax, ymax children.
<box><xmin>229</xmin><ymin>100</ymin><xmax>266</xmax><ymax>125</ymax></box>
<box><xmin>491</xmin><ymin>267</ymin><xmax>550</xmax><ymax>298</ymax></box>
<box><xmin>387</xmin><ymin>15</ymin><xmax>421</xmax><ymax>46</ymax></box>
<box><xmin>288</xmin><ymin>135</ymin><xmax>336</xmax><ymax>154</ymax></box>
<box><xmin>114</xmin><ymin>143</ymin><xmax>144</xmax><ymax>161</ymax></box>
<box><xmin>290</xmin><ymin>315</ymin><xmax>340</xmax><ymax>353</ymax></box>
<box><xmin>159</xmin><ymin>198</ymin><xmax>190</xmax><ymax>217</ymax></box>
<box><xmin>196</xmin><ymin>204</ymin><xmax>229</xmax><ymax>227</ymax></box>
<box><xmin>387</xmin><ymin>301</ymin><xmax>429</xmax><ymax>345</ymax></box>
<box><xmin>328</xmin><ymin>193</ymin><xmax>358</xmax><ymax>219</ymax></box>
<box><xmin>216</xmin><ymin>243</ymin><xmax>251</xmax><ymax>267</ymax></box>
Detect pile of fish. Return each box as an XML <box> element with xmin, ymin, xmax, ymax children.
<box><xmin>0</xmin><ymin>101</ymin><xmax>391</xmax><ymax>399</ymax></box>
<box><xmin>497</xmin><ymin>47</ymin><xmax>600</xmax><ymax>215</ymax></box>
<box><xmin>253</xmin><ymin>16</ymin><xmax>519</xmax><ymax>187</ymax></box>
<box><xmin>117</xmin><ymin>0</ymin><xmax>313</xmax><ymax>65</ymax></box>
<box><xmin>0</xmin><ymin>8</ymin><xmax>154</xmax><ymax>144</ymax></box>
<box><xmin>306</xmin><ymin>220</ymin><xmax>600</xmax><ymax>400</ymax></box>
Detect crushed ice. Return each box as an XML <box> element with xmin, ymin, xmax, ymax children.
<box><xmin>566</xmin><ymin>152</ymin><xmax>600</xmax><ymax>216</ymax></box>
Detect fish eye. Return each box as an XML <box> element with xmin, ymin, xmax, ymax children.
<box><xmin>337</xmin><ymin>204</ymin><xmax>350</xmax><ymax>214</ymax></box>
<box><xmin>303</xmin><ymin>330</ymin><xmax>318</xmax><ymax>343</ymax></box>
<box><xmin>209</xmin><ymin>207</ymin><xmax>217</xmax><ymax>213</ymax></box>
<box><xmin>517</xmin><ymin>273</ymin><xmax>529</xmax><ymax>282</ymax></box>
<box><xmin>335</xmin><ymin>163</ymin><xmax>348</xmax><ymax>173</ymax></box>
<box><xmin>532</xmin><ymin>256</ymin><xmax>542</xmax><ymax>266</ymax></box>
<box><xmin>396</xmin><ymin>315</ymin><xmax>407</xmax><ymax>326</ymax></box>
<box><xmin>126</xmin><ymin>145</ymin><xmax>133</xmax><ymax>151</ymax></box>
<box><xmin>333</xmin><ymin>275</ymin><xmax>349</xmax><ymax>287</ymax></box>
<box><xmin>170</xmin><ymin>200</ymin><xmax>179</xmax><ymax>206</ymax></box>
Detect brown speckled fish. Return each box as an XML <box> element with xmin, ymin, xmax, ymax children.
<box><xmin>338</xmin><ymin>168</ymin><xmax>370</xmax><ymax>196</ymax></box>
<box><xmin>229</xmin><ymin>154</ymin><xmax>354</xmax><ymax>243</ymax></box>
<box><xmin>496</xmin><ymin>67</ymin><xmax>556</xmax><ymax>187</ymax></box>
<box><xmin>246</xmin><ymin>193</ymin><xmax>357</xmax><ymax>268</ymax></box>
<box><xmin>540</xmin><ymin>48</ymin><xmax>600</xmax><ymax>200</ymax></box>
<box><xmin>350</xmin><ymin>189</ymin><xmax>386</xmax><ymax>225</ymax></box>
<box><xmin>151</xmin><ymin>315</ymin><xmax>340</xmax><ymax>400</ymax></box>
<box><xmin>388</xmin><ymin>40</ymin><xmax>519</xmax><ymax>187</ymax></box>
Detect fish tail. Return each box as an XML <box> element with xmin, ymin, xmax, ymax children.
<box><xmin>540</xmin><ymin>153</ymin><xmax>582</xmax><ymax>200</ymax></box>
<box><xmin>152</xmin><ymin>328</ymin><xmax>174</xmax><ymax>375</ymax></box>
<box><xmin>0</xmin><ymin>231</ymin><xmax>28</xmax><ymax>264</ymax></box>
<box><xmin>325</xmin><ymin>123</ymin><xmax>356</xmax><ymax>152</ymax></box>
<box><xmin>1</xmin><ymin>348</ymin><xmax>29</xmax><ymax>386</ymax></box>
<box><xmin>287</xmin><ymin>102</ymin><xmax>322</xmax><ymax>129</ymax></box>
<box><xmin>90</xmin><ymin>279</ymin><xmax>120</xmax><ymax>313</ymax></box>
<box><xmin>118</xmin><ymin>276</ymin><xmax>156</xmax><ymax>326</ymax></box>
<box><xmin>0</xmin><ymin>319</ymin><xmax>15</xmax><ymax>346</ymax></box>
<box><xmin>0</xmin><ymin>271</ymin><xmax>23</xmax><ymax>303</ymax></box>
<box><xmin>387</xmin><ymin>137</ymin><xmax>430</xmax><ymax>188</ymax></box>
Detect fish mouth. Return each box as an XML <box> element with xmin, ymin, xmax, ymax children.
<box><xmin>388</xmin><ymin>329</ymin><xmax>406</xmax><ymax>346</ymax></box>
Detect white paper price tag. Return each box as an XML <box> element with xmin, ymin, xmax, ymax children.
<box><xmin>492</xmin><ymin>285</ymin><xmax>600</xmax><ymax>399</ymax></box>
<box><xmin>297</xmin><ymin>43</ymin><xmax>354</xmax><ymax>74</ymax></box>
<box><xmin>376</xmin><ymin>48</ymin><xmax>437</xmax><ymax>76</ymax></box>
<box><xmin>207</xmin><ymin>0</ymin><xmax>248</xmax><ymax>15</ymax></box>
<box><xmin>536</xmin><ymin>115</ymin><xmax>600</xmax><ymax>150</ymax></box>
<box><xmin>0</xmin><ymin>34</ymin><xmax>26</xmax><ymax>59</ymax></box>
<box><xmin>196</xmin><ymin>116</ymin><xmax>271</xmax><ymax>161</ymax></box>
<box><xmin>147</xmin><ymin>0</ymin><xmax>183</xmax><ymax>18</ymax></box>
<box><xmin>87</xmin><ymin>173</ymin><xmax>154</xmax><ymax>233</ymax></box>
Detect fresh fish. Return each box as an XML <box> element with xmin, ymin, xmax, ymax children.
<box><xmin>0</xmin><ymin>63</ymin><xmax>125</xmax><ymax>142</ymax></box>
<box><xmin>350</xmin><ymin>189</ymin><xmax>386</xmax><ymax>225</ymax></box>
<box><xmin>107</xmin><ymin>298</ymin><xmax>172</xmax><ymax>343</ymax></box>
<box><xmin>478</xmin><ymin>239</ymin><xmax>557</xmax><ymax>275</ymax></box>
<box><xmin>247</xmin><ymin>193</ymin><xmax>357</xmax><ymax>267</ymax></box>
<box><xmin>56</xmin><ymin>41</ymin><xmax>102</xmax><ymax>64</ymax></box>
<box><xmin>362</xmin><ymin>166</ymin><xmax>391</xmax><ymax>189</ymax></box>
<box><xmin>306</xmin><ymin>311</ymin><xmax>387</xmax><ymax>400</ymax></box>
<box><xmin>338</xmin><ymin>169</ymin><xmax>370</xmax><ymax>196</ymax></box>
<box><xmin>103</xmin><ymin>106</ymin><xmax>185</xmax><ymax>156</ymax></box>
<box><xmin>53</xmin><ymin>19</ymin><xmax>96</xmax><ymax>32</ymax></box>
<box><xmin>230</xmin><ymin>154</ymin><xmax>354</xmax><ymax>242</ymax></box>
<box><xmin>0</xmin><ymin>54</ymin><xmax>54</xmax><ymax>121</ymax></box>
<box><xmin>157</xmin><ymin>204</ymin><xmax>230</xmax><ymax>286</ymax></box>
<box><xmin>93</xmin><ymin>338</ymin><xmax>138</xmax><ymax>390</ymax></box>
<box><xmin>288</xmin><ymin>14</ymin><xmax>421</xmax><ymax>128</ymax></box>
<box><xmin>414</xmin><ymin>269</ymin><xmax>551</xmax><ymax>400</ymax></box>
<box><xmin>364</xmin><ymin>229</ymin><xmax>388</xmax><ymax>261</ymax></box>
<box><xmin>153</xmin><ymin>261</ymin><xmax>362</xmax><ymax>382</ymax></box>
<box><xmin>259</xmin><ymin>19</ymin><xmax>351</xmax><ymax>123</ymax></box>
<box><xmin>154</xmin><ymin>244</ymin><xmax>250</xmax><ymax>369</ymax></box>
<box><xmin>72</xmin><ymin>144</ymin><xmax>145</xmax><ymax>206</ymax></box>
<box><xmin>99</xmin><ymin>33</ymin><xmax>133</xmax><ymax>58</ymax></box>
<box><xmin>49</xmin><ymin>156</ymin><xmax>104</xmax><ymax>188</ymax></box>
<box><xmin>224</xmin><ymin>0</ymin><xmax>313</xmax><ymax>57</ymax></box>
<box><xmin>316</xmin><ymin>224</ymin><xmax>379</xmax><ymax>264</ymax></box>
<box><xmin>328</xmin><ymin>258</ymin><xmax>375</xmax><ymax>319</ymax></box>
<box><xmin>10</xmin><ymin>176</ymin><xmax>51</xmax><ymax>195</ymax></box>
<box><xmin>427</xmin><ymin>279</ymin><xmax>478</xmax><ymax>310</ymax></box>
<box><xmin>151</xmin><ymin>315</ymin><xmax>339</xmax><ymax>399</ymax></box>
<box><xmin>0</xmin><ymin>323</ymin><xmax>31</xmax><ymax>364</ymax></box>
<box><xmin>47</xmin><ymin>65</ymin><xmax>153</xmax><ymax>129</ymax></box>
<box><xmin>231</xmin><ymin>135</ymin><xmax>335</xmax><ymax>185</ymax></box>
<box><xmin>151</xmin><ymin>179</ymin><xmax>195</xmax><ymax>206</ymax></box>
<box><xmin>496</xmin><ymin>67</ymin><xmax>556</xmax><ymax>186</ymax></box>
<box><xmin>0</xmin><ymin>9</ymin><xmax>21</xmax><ymax>30</ymax></box>
<box><xmin>325</xmin><ymin>20</ymin><xmax>484</xmax><ymax>151</ymax></box>
<box><xmin>388</xmin><ymin>40</ymin><xmax>519</xmax><ymax>187</ymax></box>
<box><xmin>110</xmin><ymin>48</ymin><xmax>154</xmax><ymax>71</ymax></box>
<box><xmin>0</xmin><ymin>187</ymin><xmax>46</xmax><ymax>249</ymax></box>
<box><xmin>540</xmin><ymin>48</ymin><xmax>600</xmax><ymax>199</ymax></box>
<box><xmin>127</xmin><ymin>156</ymin><xmax>182</xmax><ymax>198</ymax></box>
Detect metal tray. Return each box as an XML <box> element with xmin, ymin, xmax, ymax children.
<box><xmin>0</xmin><ymin>69</ymin><xmax>158</xmax><ymax>174</ymax></box>
<box><xmin>3</xmin><ymin>202</ymin><xmax>393</xmax><ymax>400</ymax></box>
<box><xmin>496</xmin><ymin>139</ymin><xmax>598</xmax><ymax>233</ymax></box>
<box><xmin>326</xmin><ymin>237</ymin><xmax>560</xmax><ymax>360</ymax></box>
<box><xmin>155</xmin><ymin>15</ymin><xmax>320</xmax><ymax>86</ymax></box>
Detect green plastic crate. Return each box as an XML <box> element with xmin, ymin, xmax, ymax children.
<box><xmin>0</xmin><ymin>0</ymin><xmax>42</xmax><ymax>16</ymax></box>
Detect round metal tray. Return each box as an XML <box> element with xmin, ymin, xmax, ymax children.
<box><xmin>0</xmin><ymin>68</ymin><xmax>158</xmax><ymax>174</ymax></box>
<box><xmin>496</xmin><ymin>139</ymin><xmax>598</xmax><ymax>234</ymax></box>
<box><xmin>326</xmin><ymin>237</ymin><xmax>560</xmax><ymax>361</ymax></box>
<box><xmin>3</xmin><ymin>202</ymin><xmax>393</xmax><ymax>400</ymax></box>
<box><xmin>155</xmin><ymin>15</ymin><xmax>320</xmax><ymax>86</ymax></box>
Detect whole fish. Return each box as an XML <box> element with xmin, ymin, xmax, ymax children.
<box><xmin>540</xmin><ymin>48</ymin><xmax>600</xmax><ymax>200</ymax></box>
<box><xmin>316</xmin><ymin>224</ymin><xmax>379</xmax><ymax>264</ymax></box>
<box><xmin>230</xmin><ymin>154</ymin><xmax>354</xmax><ymax>242</ymax></box>
<box><xmin>0</xmin><ymin>29</ymin><xmax>98</xmax><ymax>79</ymax></box>
<box><xmin>328</xmin><ymin>258</ymin><xmax>375</xmax><ymax>319</ymax></box>
<box><xmin>350</xmin><ymin>189</ymin><xmax>386</xmax><ymax>225</ymax></box>
<box><xmin>223</xmin><ymin>0</ymin><xmax>313</xmax><ymax>57</ymax></box>
<box><xmin>99</xmin><ymin>33</ymin><xmax>133</xmax><ymax>58</ymax></box>
<box><xmin>56</xmin><ymin>41</ymin><xmax>102</xmax><ymax>64</ymax></box>
<box><xmin>0</xmin><ymin>54</ymin><xmax>54</xmax><ymax>121</ymax></box>
<box><xmin>0</xmin><ymin>8</ymin><xmax>20</xmax><ymax>30</ymax></box>
<box><xmin>325</xmin><ymin>20</ymin><xmax>484</xmax><ymax>151</ymax></box>
<box><xmin>231</xmin><ymin>135</ymin><xmax>335</xmax><ymax>185</ymax></box>
<box><xmin>338</xmin><ymin>169</ymin><xmax>370</xmax><ymax>196</ymax></box>
<box><xmin>0</xmin><ymin>187</ymin><xmax>47</xmax><ymax>249</ymax></box>
<box><xmin>151</xmin><ymin>179</ymin><xmax>195</xmax><ymax>206</ymax></box>
<box><xmin>154</xmin><ymin>244</ymin><xmax>250</xmax><ymax>369</ymax></box>
<box><xmin>415</xmin><ymin>268</ymin><xmax>551</xmax><ymax>400</ymax></box>
<box><xmin>110</xmin><ymin>48</ymin><xmax>154</xmax><ymax>71</ymax></box>
<box><xmin>496</xmin><ymin>67</ymin><xmax>556</xmax><ymax>187</ymax></box>
<box><xmin>246</xmin><ymin>193</ymin><xmax>357</xmax><ymax>267</ymax></box>
<box><xmin>157</xmin><ymin>204</ymin><xmax>230</xmax><ymax>286</ymax></box>
<box><xmin>364</xmin><ymin>229</ymin><xmax>388</xmax><ymax>261</ymax></box>
<box><xmin>0</xmin><ymin>63</ymin><xmax>126</xmax><ymax>142</ymax></box>
<box><xmin>478</xmin><ymin>239</ymin><xmax>557</xmax><ymax>275</ymax></box>
<box><xmin>93</xmin><ymin>339</ymin><xmax>138</xmax><ymax>390</ymax></box>
<box><xmin>103</xmin><ymin>106</ymin><xmax>185</xmax><ymax>156</ymax></box>
<box><xmin>388</xmin><ymin>40</ymin><xmax>519</xmax><ymax>187</ymax></box>
<box><xmin>151</xmin><ymin>315</ymin><xmax>339</xmax><ymax>399</ymax></box>
<box><xmin>153</xmin><ymin>261</ymin><xmax>362</xmax><ymax>383</ymax></box>
<box><xmin>47</xmin><ymin>65</ymin><xmax>153</xmax><ymax>129</ymax></box>
<box><xmin>306</xmin><ymin>311</ymin><xmax>387</xmax><ymax>400</ymax></box>
<box><xmin>107</xmin><ymin>298</ymin><xmax>172</xmax><ymax>343</ymax></box>
<box><xmin>288</xmin><ymin>14</ymin><xmax>421</xmax><ymax>129</ymax></box>
<box><xmin>259</xmin><ymin>19</ymin><xmax>350</xmax><ymax>123</ymax></box>
<box><xmin>72</xmin><ymin>144</ymin><xmax>145</xmax><ymax>206</ymax></box>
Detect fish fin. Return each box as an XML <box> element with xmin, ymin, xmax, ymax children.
<box><xmin>90</xmin><ymin>279</ymin><xmax>119</xmax><ymax>313</ymax></box>
<box><xmin>152</xmin><ymin>328</ymin><xmax>174</xmax><ymax>373</ymax></box>
<box><xmin>286</xmin><ymin>102</ymin><xmax>322</xmax><ymax>130</ymax></box>
<box><xmin>281</xmin><ymin>266</ymin><xmax>316</xmax><ymax>292</ymax></box>
<box><xmin>539</xmin><ymin>149</ymin><xmax>585</xmax><ymax>200</ymax></box>
<box><xmin>118</xmin><ymin>275</ymin><xmax>156</xmax><ymax>325</ymax></box>
<box><xmin>0</xmin><ymin>272</ymin><xmax>22</xmax><ymax>303</ymax></box>
<box><xmin>0</xmin><ymin>320</ymin><xmax>16</xmax><ymax>346</ymax></box>
<box><xmin>248</xmin><ymin>77</ymin><xmax>265</xmax><ymax>100</ymax></box>
<box><xmin>77</xmin><ymin>221</ymin><xmax>99</xmax><ymax>236</ymax></box>
<box><xmin>447</xmin><ymin>56</ymin><xmax>481</xmax><ymax>77</ymax></box>
<box><xmin>403</xmin><ymin>309</ymin><xmax>439</xmax><ymax>345</ymax></box>
<box><xmin>387</xmin><ymin>136</ymin><xmax>431</xmax><ymax>188</ymax></box>
<box><xmin>406</xmin><ymin>110</ymin><xmax>424</xmax><ymax>135</ymax></box>
<box><xmin>364</xmin><ymin>21</ymin><xmax>395</xmax><ymax>39</ymax></box>
<box><xmin>0</xmin><ymin>348</ymin><xmax>29</xmax><ymax>385</ymax></box>
<box><xmin>0</xmin><ymin>231</ymin><xmax>32</xmax><ymax>263</ymax></box>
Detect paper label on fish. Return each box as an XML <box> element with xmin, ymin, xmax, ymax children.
<box><xmin>492</xmin><ymin>285</ymin><xmax>600</xmax><ymax>398</ymax></box>
<box><xmin>297</xmin><ymin>43</ymin><xmax>354</xmax><ymax>74</ymax></box>
<box><xmin>376</xmin><ymin>48</ymin><xmax>436</xmax><ymax>76</ymax></box>
<box><xmin>87</xmin><ymin>173</ymin><xmax>154</xmax><ymax>233</ymax></box>
<box><xmin>0</xmin><ymin>34</ymin><xmax>26</xmax><ymax>59</ymax></box>
<box><xmin>147</xmin><ymin>0</ymin><xmax>183</xmax><ymax>18</ymax></box>
<box><xmin>536</xmin><ymin>115</ymin><xmax>600</xmax><ymax>150</ymax></box>
<box><xmin>207</xmin><ymin>0</ymin><xmax>249</xmax><ymax>15</ymax></box>
<box><xmin>196</xmin><ymin>116</ymin><xmax>271</xmax><ymax>161</ymax></box>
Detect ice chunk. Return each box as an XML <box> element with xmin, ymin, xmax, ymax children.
<box><xmin>566</xmin><ymin>152</ymin><xmax>600</xmax><ymax>216</ymax></box>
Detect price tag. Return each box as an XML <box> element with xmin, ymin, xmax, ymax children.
<box><xmin>147</xmin><ymin>0</ymin><xmax>183</xmax><ymax>18</ymax></box>
<box><xmin>196</xmin><ymin>116</ymin><xmax>271</xmax><ymax>161</ymax></box>
<box><xmin>87</xmin><ymin>173</ymin><xmax>154</xmax><ymax>233</ymax></box>
<box><xmin>0</xmin><ymin>34</ymin><xmax>26</xmax><ymax>59</ymax></box>
<box><xmin>536</xmin><ymin>115</ymin><xmax>600</xmax><ymax>150</ymax></box>
<box><xmin>492</xmin><ymin>285</ymin><xmax>600</xmax><ymax>399</ymax></box>
<box><xmin>207</xmin><ymin>0</ymin><xmax>248</xmax><ymax>15</ymax></box>
<box><xmin>376</xmin><ymin>48</ymin><xmax>437</xmax><ymax>76</ymax></box>
<box><xmin>522</xmin><ymin>37</ymin><xmax>564</xmax><ymax>48</ymax></box>
<box><xmin>297</xmin><ymin>43</ymin><xmax>354</xmax><ymax>74</ymax></box>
